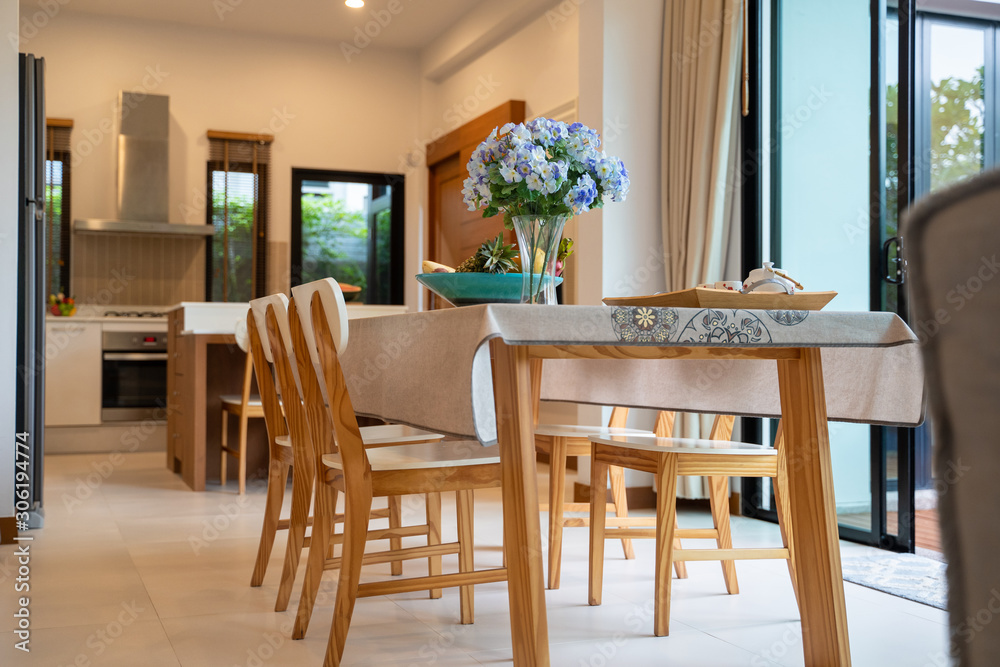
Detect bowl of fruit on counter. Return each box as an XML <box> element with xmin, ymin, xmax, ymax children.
<box><xmin>416</xmin><ymin>234</ymin><xmax>572</xmax><ymax>307</ymax></box>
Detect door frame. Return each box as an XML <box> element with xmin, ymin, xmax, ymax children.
<box><xmin>740</xmin><ymin>0</ymin><xmax>918</xmax><ymax>552</ymax></box>
<box><xmin>425</xmin><ymin>101</ymin><xmax>525</xmax><ymax>309</ymax></box>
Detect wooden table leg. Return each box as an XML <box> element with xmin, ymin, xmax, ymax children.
<box><xmin>490</xmin><ymin>340</ymin><xmax>550</xmax><ymax>667</ymax></box>
<box><xmin>777</xmin><ymin>348</ymin><xmax>851</xmax><ymax>666</ymax></box>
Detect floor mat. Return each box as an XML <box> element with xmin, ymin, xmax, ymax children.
<box><xmin>841</xmin><ymin>552</ymin><xmax>947</xmax><ymax>609</ymax></box>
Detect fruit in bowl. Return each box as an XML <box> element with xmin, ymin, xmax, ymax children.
<box><xmin>48</xmin><ymin>293</ymin><xmax>76</xmax><ymax>316</ymax></box>
<box><xmin>417</xmin><ymin>234</ymin><xmax>563</xmax><ymax>306</ymax></box>
<box><xmin>338</xmin><ymin>282</ymin><xmax>362</xmax><ymax>302</ymax></box>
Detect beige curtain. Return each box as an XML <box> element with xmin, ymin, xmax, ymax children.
<box><xmin>661</xmin><ymin>0</ymin><xmax>743</xmax><ymax>498</ymax></box>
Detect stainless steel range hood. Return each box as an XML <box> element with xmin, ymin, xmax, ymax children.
<box><xmin>74</xmin><ymin>92</ymin><xmax>214</xmax><ymax>237</ymax></box>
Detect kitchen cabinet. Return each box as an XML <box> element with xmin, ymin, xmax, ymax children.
<box><xmin>44</xmin><ymin>320</ymin><xmax>102</xmax><ymax>426</ymax></box>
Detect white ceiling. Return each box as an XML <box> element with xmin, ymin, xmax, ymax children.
<box><xmin>19</xmin><ymin>0</ymin><xmax>487</xmax><ymax>50</ymax></box>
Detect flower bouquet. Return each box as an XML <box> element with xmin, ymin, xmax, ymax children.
<box><xmin>461</xmin><ymin>118</ymin><xmax>629</xmax><ymax>303</ymax></box>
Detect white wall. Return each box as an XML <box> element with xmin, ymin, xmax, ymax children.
<box><xmin>0</xmin><ymin>2</ymin><xmax>18</xmax><ymax>523</ymax></box>
<box><xmin>23</xmin><ymin>11</ymin><xmax>421</xmax><ymax>303</ymax></box>
<box><xmin>411</xmin><ymin>8</ymin><xmax>579</xmax><ymax>309</ymax></box>
<box><xmin>576</xmin><ymin>0</ymin><xmax>667</xmax><ymax>488</ymax></box>
<box><xmin>601</xmin><ymin>0</ymin><xmax>666</xmax><ymax>299</ymax></box>
<box><xmin>418</xmin><ymin>10</ymin><xmax>579</xmax><ymax>138</ymax></box>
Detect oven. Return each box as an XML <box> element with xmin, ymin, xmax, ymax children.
<box><xmin>101</xmin><ymin>329</ymin><xmax>168</xmax><ymax>422</ymax></box>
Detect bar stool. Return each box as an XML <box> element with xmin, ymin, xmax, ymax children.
<box><xmin>220</xmin><ymin>323</ymin><xmax>267</xmax><ymax>495</ymax></box>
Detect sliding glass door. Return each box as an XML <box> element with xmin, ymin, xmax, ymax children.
<box><xmin>744</xmin><ymin>0</ymin><xmax>918</xmax><ymax>550</ymax></box>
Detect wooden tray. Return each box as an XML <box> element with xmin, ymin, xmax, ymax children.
<box><xmin>602</xmin><ymin>288</ymin><xmax>838</xmax><ymax>310</ymax></box>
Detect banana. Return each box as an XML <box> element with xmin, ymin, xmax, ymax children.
<box><xmin>422</xmin><ymin>260</ymin><xmax>455</xmax><ymax>274</ymax></box>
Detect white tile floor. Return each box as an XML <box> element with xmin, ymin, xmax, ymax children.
<box><xmin>0</xmin><ymin>452</ymin><xmax>950</xmax><ymax>666</ymax></box>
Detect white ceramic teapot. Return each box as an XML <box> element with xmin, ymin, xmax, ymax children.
<box><xmin>742</xmin><ymin>262</ymin><xmax>801</xmax><ymax>294</ymax></box>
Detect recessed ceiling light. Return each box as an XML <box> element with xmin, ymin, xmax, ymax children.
<box><xmin>345</xmin><ymin>0</ymin><xmax>364</xmax><ymax>8</ymax></box>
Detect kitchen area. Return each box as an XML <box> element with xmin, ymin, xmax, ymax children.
<box><xmin>42</xmin><ymin>87</ymin><xmax>407</xmax><ymax>492</ymax></box>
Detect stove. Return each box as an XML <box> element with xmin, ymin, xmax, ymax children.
<box><xmin>103</xmin><ymin>310</ymin><xmax>167</xmax><ymax>318</ymax></box>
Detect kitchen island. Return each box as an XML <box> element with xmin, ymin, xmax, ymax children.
<box><xmin>166</xmin><ymin>301</ymin><xmax>407</xmax><ymax>491</ymax></box>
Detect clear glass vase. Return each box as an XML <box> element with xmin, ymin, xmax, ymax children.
<box><xmin>511</xmin><ymin>214</ymin><xmax>569</xmax><ymax>305</ymax></box>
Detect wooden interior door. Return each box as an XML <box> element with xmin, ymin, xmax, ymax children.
<box><xmin>426</xmin><ymin>100</ymin><xmax>525</xmax><ymax>309</ymax></box>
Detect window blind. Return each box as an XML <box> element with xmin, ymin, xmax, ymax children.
<box><xmin>206</xmin><ymin>131</ymin><xmax>273</xmax><ymax>301</ymax></box>
<box><xmin>46</xmin><ymin>119</ymin><xmax>73</xmax><ymax>296</ymax></box>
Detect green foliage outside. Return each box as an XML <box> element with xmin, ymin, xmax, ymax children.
<box><xmin>45</xmin><ymin>182</ymin><xmax>64</xmax><ymax>295</ymax></box>
<box><xmin>930</xmin><ymin>66</ymin><xmax>985</xmax><ymax>190</ymax></box>
<box><xmin>883</xmin><ymin>68</ymin><xmax>982</xmax><ymax>313</ymax></box>
<box><xmin>300</xmin><ymin>194</ymin><xmax>369</xmax><ymax>299</ymax></box>
<box><xmin>373</xmin><ymin>206</ymin><xmax>392</xmax><ymax>303</ymax></box>
<box><xmin>211</xmin><ymin>188</ymin><xmax>255</xmax><ymax>302</ymax></box>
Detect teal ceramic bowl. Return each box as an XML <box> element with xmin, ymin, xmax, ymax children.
<box><xmin>415</xmin><ymin>272</ymin><xmax>563</xmax><ymax>307</ymax></box>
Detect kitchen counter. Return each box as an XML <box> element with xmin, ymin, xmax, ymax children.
<box><xmin>166</xmin><ymin>300</ymin><xmax>409</xmax><ymax>491</ymax></box>
<box><xmin>168</xmin><ymin>301</ymin><xmax>408</xmax><ymax>334</ymax></box>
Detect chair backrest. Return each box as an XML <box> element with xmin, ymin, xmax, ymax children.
<box><xmin>244</xmin><ymin>309</ymin><xmax>288</xmax><ymax>455</ymax></box>
<box><xmin>288</xmin><ymin>279</ymin><xmax>370</xmax><ymax>483</ymax></box>
<box><xmin>230</xmin><ymin>316</ymin><xmax>256</xmax><ymax>407</ymax></box>
<box><xmin>249</xmin><ymin>294</ymin><xmax>316</xmax><ymax>476</ymax></box>
<box><xmin>289</xmin><ymin>277</ymin><xmax>349</xmax><ymax>359</ymax></box>
<box><xmin>904</xmin><ymin>168</ymin><xmax>1000</xmax><ymax>665</ymax></box>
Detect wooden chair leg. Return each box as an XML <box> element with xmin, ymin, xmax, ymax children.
<box><xmin>293</xmin><ymin>482</ymin><xmax>335</xmax><ymax>640</ymax></box>
<box><xmin>673</xmin><ymin>515</ymin><xmax>688</xmax><ymax>579</ymax></box>
<box><xmin>276</xmin><ymin>456</ymin><xmax>316</xmax><ymax>612</ymax></box>
<box><xmin>654</xmin><ymin>453</ymin><xmax>679</xmax><ymax>637</ymax></box>
<box><xmin>250</xmin><ymin>458</ymin><xmax>290</xmax><ymax>586</ymax></box>
<box><xmin>608</xmin><ymin>464</ymin><xmax>635</xmax><ymax>560</ymax></box>
<box><xmin>388</xmin><ymin>495</ymin><xmax>403</xmax><ymax>576</ymax></box>
<box><xmin>547</xmin><ymin>435</ymin><xmax>568</xmax><ymax>590</ymax></box>
<box><xmin>325</xmin><ymin>486</ymin><xmax>373</xmax><ymax>667</ymax></box>
<box><xmin>456</xmin><ymin>489</ymin><xmax>475</xmax><ymax>624</ymax></box>
<box><xmin>588</xmin><ymin>452</ymin><xmax>610</xmax><ymax>607</ymax></box>
<box><xmin>708</xmin><ymin>475</ymin><xmax>739</xmax><ymax>595</ymax></box>
<box><xmin>220</xmin><ymin>409</ymin><xmax>229</xmax><ymax>486</ymax></box>
<box><xmin>425</xmin><ymin>492</ymin><xmax>443</xmax><ymax>599</ymax></box>
<box><xmin>237</xmin><ymin>411</ymin><xmax>250</xmax><ymax>496</ymax></box>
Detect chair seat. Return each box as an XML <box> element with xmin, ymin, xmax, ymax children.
<box><xmin>322</xmin><ymin>440</ymin><xmax>500</xmax><ymax>472</ymax></box>
<box><xmin>359</xmin><ymin>424</ymin><xmax>444</xmax><ymax>445</ymax></box>
<box><xmin>589</xmin><ymin>434</ymin><xmax>776</xmax><ymax>455</ymax></box>
<box><xmin>535</xmin><ymin>423</ymin><xmax>653</xmax><ymax>438</ymax></box>
<box><xmin>275</xmin><ymin>426</ymin><xmax>446</xmax><ymax>453</ymax></box>
<box><xmin>221</xmin><ymin>394</ymin><xmax>263</xmax><ymax>409</ymax></box>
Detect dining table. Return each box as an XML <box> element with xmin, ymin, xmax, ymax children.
<box><xmin>338</xmin><ymin>303</ymin><xmax>925</xmax><ymax>667</ymax></box>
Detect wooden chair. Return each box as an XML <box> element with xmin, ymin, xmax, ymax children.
<box><xmin>287</xmin><ymin>279</ymin><xmax>507</xmax><ymax>666</ymax></box>
<box><xmin>588</xmin><ymin>416</ymin><xmax>798</xmax><ymax>637</ymax></box>
<box><xmin>533</xmin><ymin>398</ymin><xmax>683</xmax><ymax>589</ymax></box>
<box><xmin>246</xmin><ymin>309</ymin><xmax>295</xmax><ymax>588</ymax></box>
<box><xmin>248</xmin><ymin>294</ymin><xmax>447</xmax><ymax>613</ymax></box>
<box><xmin>219</xmin><ymin>322</ymin><xmax>267</xmax><ymax>495</ymax></box>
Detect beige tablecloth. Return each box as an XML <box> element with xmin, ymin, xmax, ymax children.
<box><xmin>339</xmin><ymin>305</ymin><xmax>925</xmax><ymax>445</ymax></box>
